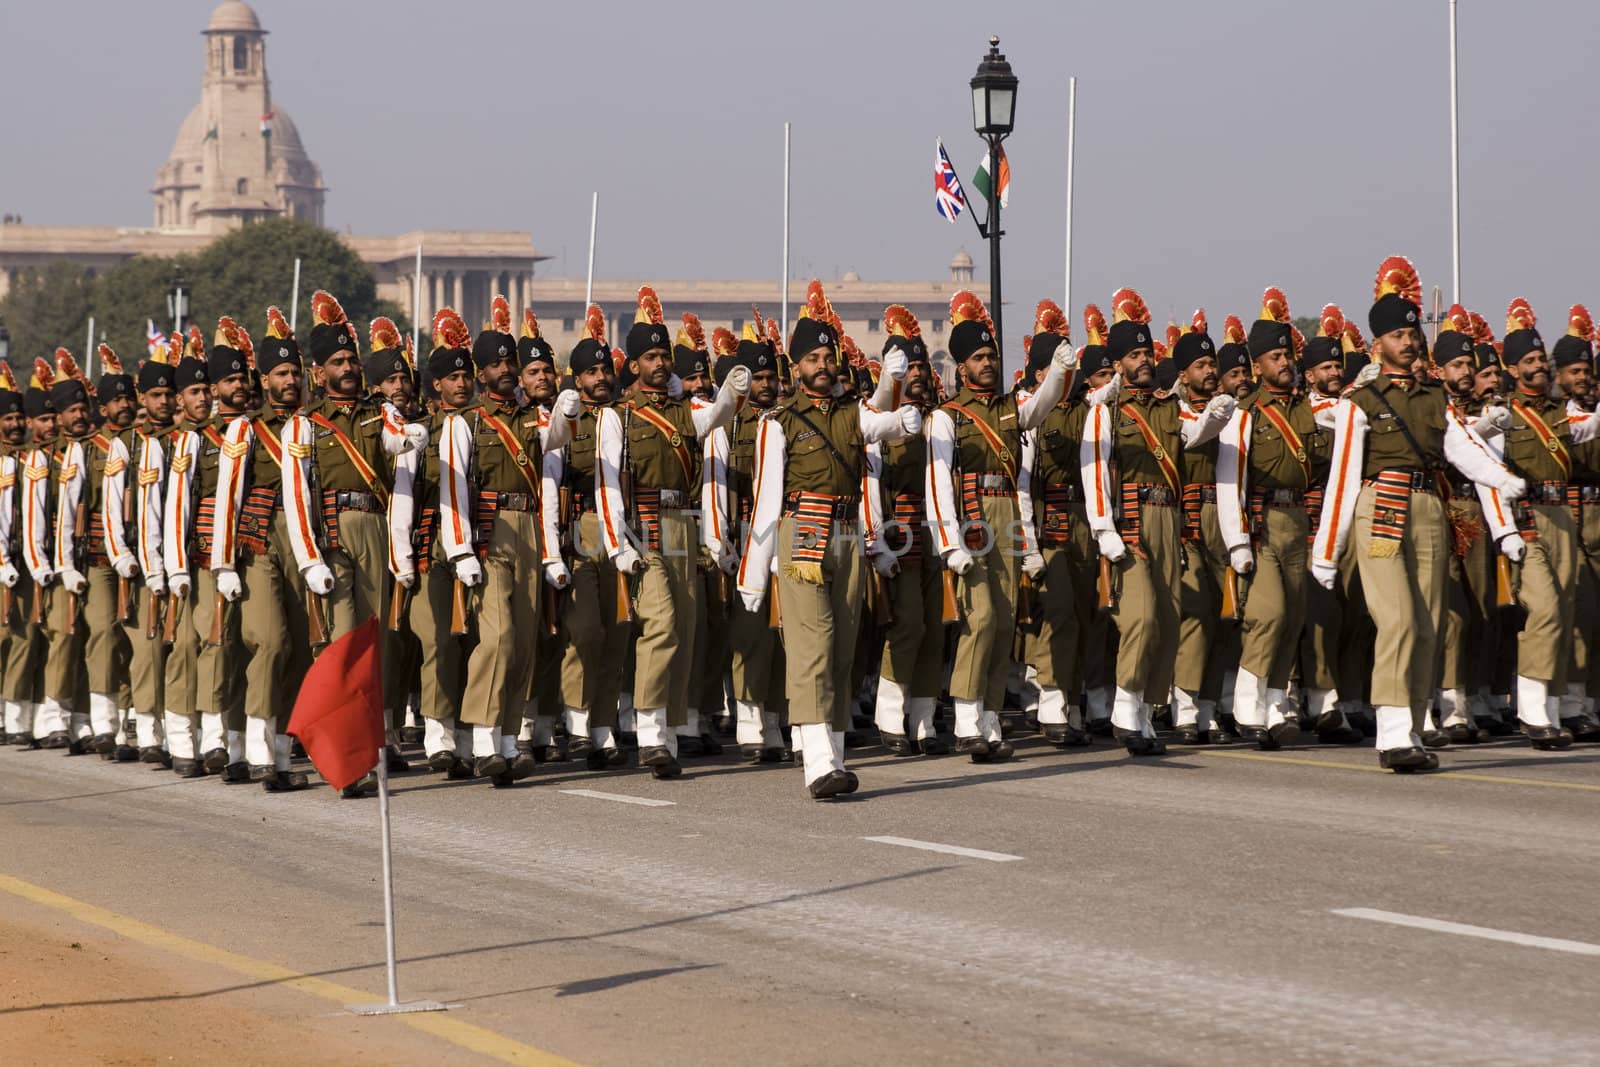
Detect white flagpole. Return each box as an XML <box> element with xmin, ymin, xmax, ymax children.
<box><xmin>1064</xmin><ymin>77</ymin><xmax>1077</xmax><ymax>318</ymax></box>
<box><xmin>289</xmin><ymin>257</ymin><xmax>302</xmax><ymax>333</ymax></box>
<box><xmin>1448</xmin><ymin>0</ymin><xmax>1461</xmax><ymax>304</ymax></box>
<box><xmin>585</xmin><ymin>193</ymin><xmax>598</xmax><ymax>308</ymax></box>
<box><xmin>85</xmin><ymin>317</ymin><xmax>95</xmax><ymax>378</ymax></box>
<box><xmin>411</xmin><ymin>243</ymin><xmax>423</xmax><ymax>354</ymax></box>
<box><xmin>781</xmin><ymin>122</ymin><xmax>791</xmax><ymax>344</ymax></box>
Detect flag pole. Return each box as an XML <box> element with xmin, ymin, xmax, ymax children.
<box><xmin>781</xmin><ymin>122</ymin><xmax>791</xmax><ymax>344</ymax></box>
<box><xmin>289</xmin><ymin>257</ymin><xmax>302</xmax><ymax>334</ymax></box>
<box><xmin>85</xmin><ymin>317</ymin><xmax>95</xmax><ymax>378</ymax></box>
<box><xmin>1064</xmin><ymin>76</ymin><xmax>1077</xmax><ymax>318</ymax></box>
<box><xmin>411</xmin><ymin>243</ymin><xmax>423</xmax><ymax>354</ymax></box>
<box><xmin>585</xmin><ymin>192</ymin><xmax>598</xmax><ymax>309</ymax></box>
<box><xmin>1448</xmin><ymin>0</ymin><xmax>1461</xmax><ymax>303</ymax></box>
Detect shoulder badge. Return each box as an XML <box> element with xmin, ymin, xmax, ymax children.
<box><xmin>104</xmin><ymin>458</ymin><xmax>127</xmax><ymax>476</ymax></box>
<box><xmin>171</xmin><ymin>453</ymin><xmax>193</xmax><ymax>473</ymax></box>
<box><xmin>137</xmin><ymin>467</ymin><xmax>160</xmax><ymax>486</ymax></box>
<box><xmin>287</xmin><ymin>441</ymin><xmax>313</xmax><ymax>460</ymax></box>
<box><xmin>223</xmin><ymin>440</ymin><xmax>249</xmax><ymax>458</ymax></box>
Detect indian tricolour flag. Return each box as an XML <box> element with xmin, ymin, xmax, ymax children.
<box><xmin>971</xmin><ymin>146</ymin><xmax>1011</xmax><ymax>209</ymax></box>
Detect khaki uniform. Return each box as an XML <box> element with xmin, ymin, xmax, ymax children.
<box><xmin>16</xmin><ymin>441</ymin><xmax>57</xmax><ymax>739</ymax></box>
<box><xmin>0</xmin><ymin>443</ymin><xmax>44</xmax><ymax>739</ymax></box>
<box><xmin>1564</xmin><ymin>423</ymin><xmax>1600</xmax><ymax>721</ymax></box>
<box><xmin>1173</xmin><ymin>392</ymin><xmax>1230</xmax><ymax>727</ymax></box>
<box><xmin>1437</xmin><ymin>396</ymin><xmax>1501</xmax><ymax>729</ymax></box>
<box><xmin>722</xmin><ymin>411</ymin><xmax>786</xmax><ymax>750</ymax></box>
<box><xmin>45</xmin><ymin>432</ymin><xmax>104</xmax><ymax>742</ymax></box>
<box><xmin>109</xmin><ymin>423</ymin><xmax>170</xmax><ymax>752</ymax></box>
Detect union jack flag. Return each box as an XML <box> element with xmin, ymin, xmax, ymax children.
<box><xmin>146</xmin><ymin>320</ymin><xmax>166</xmax><ymax>360</ymax></box>
<box><xmin>934</xmin><ymin>138</ymin><xmax>969</xmax><ymax>223</ymax></box>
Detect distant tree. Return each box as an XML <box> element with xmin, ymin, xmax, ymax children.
<box><xmin>0</xmin><ymin>260</ymin><xmax>94</xmax><ymax>374</ymax></box>
<box><xmin>91</xmin><ymin>254</ymin><xmax>198</xmax><ymax>366</ymax></box>
<box><xmin>191</xmin><ymin>218</ymin><xmax>379</xmax><ymax>340</ymax></box>
<box><xmin>1291</xmin><ymin>315</ymin><xmax>1319</xmax><ymax>340</ymax></box>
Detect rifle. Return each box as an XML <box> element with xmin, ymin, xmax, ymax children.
<box><xmin>451</xmin><ymin>411</ymin><xmax>481</xmax><ymax>636</ymax></box>
<box><xmin>206</xmin><ymin>590</ymin><xmax>227</xmax><ymax>647</ymax></box>
<box><xmin>66</xmin><ymin>497</ymin><xmax>85</xmax><ymax>635</ymax></box>
<box><xmin>1097</xmin><ymin>556</ymin><xmax>1116</xmax><ymax>612</ymax></box>
<box><xmin>722</xmin><ymin>414</ymin><xmax>742</xmax><ymax>613</ymax></box>
<box><xmin>307</xmin><ymin>589</ymin><xmax>330</xmax><ymax>649</ymax></box>
<box><xmin>767</xmin><ymin>573</ymin><xmax>782</xmax><ymax>630</ymax></box>
<box><xmin>449</xmin><ymin>576</ymin><xmax>470</xmax><ymax>636</ymax></box>
<box><xmin>303</xmin><ymin>414</ymin><xmax>331</xmax><ymax>653</ymax></box>
<box><xmin>940</xmin><ymin>565</ymin><xmax>962</xmax><ymax>624</ymax></box>
<box><xmin>544</xmin><ymin>483</ymin><xmax>568</xmax><ymax>636</ymax></box>
<box><xmin>1495</xmin><ymin>554</ymin><xmax>1515</xmax><ymax>608</ymax></box>
<box><xmin>1013</xmin><ymin>569</ymin><xmax>1036</xmax><ymax>659</ymax></box>
<box><xmin>117</xmin><ymin>477</ymin><xmax>136</xmax><ymax>625</ymax></box>
<box><xmin>1220</xmin><ymin>567</ymin><xmax>1245</xmax><ymax>621</ymax></box>
<box><xmin>162</xmin><ymin>586</ymin><xmax>182</xmax><ymax>644</ymax></box>
<box><xmin>386</xmin><ymin>581</ymin><xmax>410</xmax><ymax>633</ymax></box>
<box><xmin>874</xmin><ymin>571</ymin><xmax>895</xmax><ymax>628</ymax></box>
<box><xmin>31</xmin><ymin>583</ymin><xmax>46</xmax><ymax>626</ymax></box>
<box><xmin>616</xmin><ymin>405</ymin><xmax>638</xmax><ymax>627</ymax></box>
<box><xmin>144</xmin><ymin>589</ymin><xmax>161</xmax><ymax>641</ymax></box>
<box><xmin>2</xmin><ymin>584</ymin><xmax>11</xmax><ymax>625</ymax></box>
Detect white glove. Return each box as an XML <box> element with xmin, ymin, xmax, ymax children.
<box><xmin>1310</xmin><ymin>559</ymin><xmax>1338</xmax><ymax>590</ymax></box>
<box><xmin>1229</xmin><ymin>544</ymin><xmax>1255</xmax><ymax>575</ymax></box>
<box><xmin>215</xmin><ymin>570</ymin><xmax>242</xmax><ymax>602</ymax></box>
<box><xmin>1021</xmin><ymin>551</ymin><xmax>1045</xmax><ymax>579</ymax></box>
<box><xmin>1350</xmin><ymin>361</ymin><xmax>1381</xmax><ymax>391</ymax></box>
<box><xmin>717</xmin><ymin>547</ymin><xmax>740</xmax><ymax>576</ymax></box>
<box><xmin>1474</xmin><ymin>405</ymin><xmax>1511</xmax><ymax>439</ymax></box>
<box><xmin>883</xmin><ymin>349</ymin><xmax>908</xmax><ymax>382</ymax></box>
<box><xmin>113</xmin><ymin>555</ymin><xmax>139</xmax><ymax>581</ymax></box>
<box><xmin>544</xmin><ymin>560</ymin><xmax>571</xmax><ymax>589</ymax></box>
<box><xmin>613</xmin><ymin>545</ymin><xmax>643</xmax><ymax>576</ymax></box>
<box><xmin>1499</xmin><ymin>535</ymin><xmax>1527</xmax><ymax>563</ymax></box>
<box><xmin>943</xmin><ymin>547</ymin><xmax>975</xmax><ymax>575</ymax></box>
<box><xmin>61</xmin><ymin>568</ymin><xmax>87</xmax><ymax>595</ymax></box>
<box><xmin>1498</xmin><ymin>474</ymin><xmax>1527</xmax><ymax>503</ymax></box>
<box><xmin>667</xmin><ymin>373</ymin><xmax>685</xmax><ymax>399</ymax></box>
<box><xmin>302</xmin><ymin>562</ymin><xmax>334</xmax><ymax>596</ymax></box>
<box><xmin>453</xmin><ymin>556</ymin><xmax>483</xmax><ymax>587</ymax></box>
<box><xmin>554</xmin><ymin>388</ymin><xmax>582</xmax><ymax>420</ymax></box>
<box><xmin>1088</xmin><ymin>371</ymin><xmax>1122</xmax><ymax>407</ymax></box>
<box><xmin>402</xmin><ymin>422</ymin><xmax>429</xmax><ymax>453</ymax></box>
<box><xmin>145</xmin><ymin>574</ymin><xmax>166</xmax><ymax>596</ymax></box>
<box><xmin>393</xmin><ymin>569</ymin><xmax>416</xmax><ymax>590</ymax></box>
<box><xmin>1095</xmin><ymin>529</ymin><xmax>1127</xmax><ymax>562</ymax></box>
<box><xmin>1051</xmin><ymin>345</ymin><xmax>1079</xmax><ymax>371</ymax></box>
<box><xmin>739</xmin><ymin>588</ymin><xmax>765</xmax><ymax>615</ymax></box>
<box><xmin>725</xmin><ymin>365</ymin><xmax>752</xmax><ymax>396</ymax></box>
<box><xmin>871</xmin><ymin>551</ymin><xmax>900</xmax><ymax>578</ymax></box>
<box><xmin>1203</xmin><ymin>393</ymin><xmax>1237</xmax><ymax>424</ymax></box>
<box><xmin>899</xmin><ymin>406</ymin><xmax>923</xmax><ymax>435</ymax></box>
<box><xmin>0</xmin><ymin>563</ymin><xmax>18</xmax><ymax>589</ymax></box>
<box><xmin>169</xmin><ymin>573</ymin><xmax>191</xmax><ymax>600</ymax></box>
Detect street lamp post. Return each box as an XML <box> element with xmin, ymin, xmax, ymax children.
<box><xmin>971</xmin><ymin>35</ymin><xmax>1018</xmax><ymax>357</ymax></box>
<box><xmin>0</xmin><ymin>319</ymin><xmax>10</xmax><ymax>375</ymax></box>
<box><xmin>168</xmin><ymin>272</ymin><xmax>189</xmax><ymax>334</ymax></box>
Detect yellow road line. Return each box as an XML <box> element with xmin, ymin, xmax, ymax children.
<box><xmin>0</xmin><ymin>873</ymin><xmax>583</xmax><ymax>1067</ymax></box>
<box><xmin>1193</xmin><ymin>748</ymin><xmax>1600</xmax><ymax>792</ymax></box>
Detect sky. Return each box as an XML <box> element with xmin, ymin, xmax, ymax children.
<box><xmin>3</xmin><ymin>0</ymin><xmax>1598</xmax><ymax>360</ymax></box>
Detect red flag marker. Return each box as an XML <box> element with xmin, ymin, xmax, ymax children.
<box><xmin>287</xmin><ymin>615</ymin><xmax>384</xmax><ymax>790</ymax></box>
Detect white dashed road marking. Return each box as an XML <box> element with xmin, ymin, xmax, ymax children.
<box><xmin>1334</xmin><ymin>908</ymin><xmax>1600</xmax><ymax>956</ymax></box>
<box><xmin>863</xmin><ymin>836</ymin><xmax>1022</xmax><ymax>862</ymax></box>
<box><xmin>559</xmin><ymin>789</ymin><xmax>676</xmax><ymax>808</ymax></box>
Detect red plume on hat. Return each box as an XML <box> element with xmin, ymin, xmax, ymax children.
<box><xmin>1567</xmin><ymin>304</ymin><xmax>1594</xmax><ymax>341</ymax></box>
<box><xmin>582</xmin><ymin>304</ymin><xmax>606</xmax><ymax>344</ymax></box>
<box><xmin>0</xmin><ymin>362</ymin><xmax>16</xmax><ymax>393</ymax></box>
<box><xmin>98</xmin><ymin>343</ymin><xmax>124</xmax><ymax>375</ymax></box>
<box><xmin>1467</xmin><ymin>311</ymin><xmax>1492</xmax><ymax>345</ymax></box>
<box><xmin>949</xmin><ymin>290</ymin><xmax>988</xmax><ymax>327</ymax></box>
<box><xmin>711</xmin><ymin>327</ymin><xmax>738</xmax><ymax>357</ymax></box>
<box><xmin>266</xmin><ymin>306</ymin><xmax>293</xmax><ymax>340</ymax></box>
<box><xmin>676</xmin><ymin>312</ymin><xmax>706</xmax><ymax>352</ymax></box>
<box><xmin>521</xmin><ymin>309</ymin><xmax>542</xmax><ymax>340</ymax></box>
<box><xmin>1444</xmin><ymin>303</ymin><xmax>1472</xmax><ymax>335</ymax></box>
<box><xmin>1506</xmin><ymin>298</ymin><xmax>1536</xmax><ymax>334</ymax></box>
<box><xmin>1187</xmin><ymin>308</ymin><xmax>1208</xmax><ymax>336</ymax></box>
<box><xmin>634</xmin><ymin>286</ymin><xmax>664</xmax><ymax>326</ymax></box>
<box><xmin>430</xmin><ymin>308</ymin><xmax>471</xmax><ymax>351</ymax></box>
<box><xmin>488</xmin><ymin>295</ymin><xmax>511</xmax><ymax>334</ymax></box>
<box><xmin>1259</xmin><ymin>287</ymin><xmax>1290</xmax><ymax>324</ymax></box>
<box><xmin>1223</xmin><ymin>315</ymin><xmax>1246</xmax><ymax>347</ymax></box>
<box><xmin>1373</xmin><ymin>256</ymin><xmax>1421</xmax><ymax>305</ymax></box>
<box><xmin>234</xmin><ymin>324</ymin><xmax>254</xmax><ymax>366</ymax></box>
<box><xmin>1289</xmin><ymin>325</ymin><xmax>1306</xmax><ymax>359</ymax></box>
<box><xmin>212</xmin><ymin>316</ymin><xmax>247</xmax><ymax>360</ymax></box>
<box><xmin>1164</xmin><ymin>322</ymin><xmax>1181</xmax><ymax>352</ymax></box>
<box><xmin>885</xmin><ymin>304</ymin><xmax>923</xmax><ymax>339</ymax></box>
<box><xmin>1110</xmin><ymin>288</ymin><xmax>1150</xmax><ymax>325</ymax></box>
<box><xmin>1316</xmin><ymin>304</ymin><xmax>1344</xmax><ymax>338</ymax></box>
<box><xmin>1032</xmin><ymin>299</ymin><xmax>1068</xmax><ymax>340</ymax></box>
<box><xmin>56</xmin><ymin>347</ymin><xmax>83</xmax><ymax>384</ymax></box>
<box><xmin>1083</xmin><ymin>304</ymin><xmax>1108</xmax><ymax>346</ymax></box>
<box><xmin>801</xmin><ymin>280</ymin><xmax>830</xmax><ymax>322</ymax></box>
<box><xmin>32</xmin><ymin>357</ymin><xmax>55</xmax><ymax>390</ymax></box>
<box><xmin>185</xmin><ymin>326</ymin><xmax>205</xmax><ymax>359</ymax></box>
<box><xmin>1342</xmin><ymin>321</ymin><xmax>1366</xmax><ymax>353</ymax></box>
<box><xmin>611</xmin><ymin>348</ymin><xmax>626</xmax><ymax>374</ymax></box>
<box><xmin>841</xmin><ymin>334</ymin><xmax>865</xmax><ymax>368</ymax></box>
<box><xmin>765</xmin><ymin>317</ymin><xmax>785</xmax><ymax>356</ymax></box>
<box><xmin>311</xmin><ymin>290</ymin><xmax>348</xmax><ymax>328</ymax></box>
<box><xmin>369</xmin><ymin>317</ymin><xmax>402</xmax><ymax>353</ymax></box>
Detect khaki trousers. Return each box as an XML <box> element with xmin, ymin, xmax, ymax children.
<box><xmin>1110</xmin><ymin>502</ymin><xmax>1182</xmax><ymax>702</ymax></box>
<box><xmin>557</xmin><ymin>512</ymin><xmax>630</xmax><ymax>727</ymax></box>
<box><xmin>1568</xmin><ymin>502</ymin><xmax>1600</xmax><ymax>695</ymax></box>
<box><xmin>461</xmin><ymin>509</ymin><xmax>542</xmax><ymax>732</ymax></box>
<box><xmin>1174</xmin><ymin>501</ymin><xmax>1231</xmax><ymax>698</ymax></box>
<box><xmin>1335</xmin><ymin>548</ymin><xmax>1374</xmax><ymax>705</ymax></box>
<box><xmin>1440</xmin><ymin>499</ymin><xmax>1496</xmax><ymax>693</ymax></box>
<box><xmin>730</xmin><ymin>595</ymin><xmax>786</xmax><ymax>708</ymax></box>
<box><xmin>409</xmin><ymin>564</ymin><xmax>467</xmax><ymax>725</ymax></box>
<box><xmin>1514</xmin><ymin>504</ymin><xmax>1577</xmax><ymax>687</ymax></box>
<box><xmin>776</xmin><ymin>515</ymin><xmax>862</xmax><ymax>728</ymax></box>
<box><xmin>1298</xmin><ymin>578</ymin><xmax>1342</xmax><ymax>692</ymax></box>
<box><xmin>122</xmin><ymin>585</ymin><xmax>165</xmax><ymax>717</ymax></box>
<box><xmin>632</xmin><ymin>511</ymin><xmax>696</xmax><ymax>724</ymax></box>
<box><xmin>237</xmin><ymin>510</ymin><xmax>312</xmax><ymax>723</ymax></box>
<box><xmin>1028</xmin><ymin>518</ymin><xmax>1098</xmax><ymax>693</ymax></box>
<box><xmin>879</xmin><ymin>557</ymin><xmax>944</xmax><ymax>698</ymax></box>
<box><xmin>2</xmin><ymin>578</ymin><xmax>43</xmax><ymax>704</ymax></box>
<box><xmin>692</xmin><ymin>566</ymin><xmax>730</xmax><ymax>717</ymax></box>
<box><xmin>1237</xmin><ymin>505</ymin><xmax>1308</xmax><ymax>689</ymax></box>
<box><xmin>44</xmin><ymin>583</ymin><xmax>88</xmax><ymax>709</ymax></box>
<box><xmin>84</xmin><ymin>564</ymin><xmax>130</xmax><ymax>698</ymax></box>
<box><xmin>947</xmin><ymin>494</ymin><xmax>1021</xmax><ymax>709</ymax></box>
<box><xmin>193</xmin><ymin>567</ymin><xmax>245</xmax><ymax>719</ymax></box>
<box><xmin>1351</xmin><ymin>485</ymin><xmax>1446</xmax><ymax>712</ymax></box>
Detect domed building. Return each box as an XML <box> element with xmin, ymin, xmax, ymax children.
<box><xmin>151</xmin><ymin>1</ymin><xmax>326</xmax><ymax>232</ymax></box>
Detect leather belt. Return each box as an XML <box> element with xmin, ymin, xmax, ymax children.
<box><xmin>1133</xmin><ymin>484</ymin><xmax>1176</xmax><ymax>506</ymax></box>
<box><xmin>331</xmin><ymin>489</ymin><xmax>382</xmax><ymax>513</ymax></box>
<box><xmin>1579</xmin><ymin>485</ymin><xmax>1600</xmax><ymax>503</ymax></box>
<box><xmin>495</xmin><ymin>492</ymin><xmax>539</xmax><ymax>512</ymax></box>
<box><xmin>971</xmin><ymin>473</ymin><xmax>1012</xmax><ymax>491</ymax></box>
<box><xmin>1047</xmin><ymin>482</ymin><xmax>1085</xmax><ymax>502</ymax></box>
<box><xmin>783</xmin><ymin>496</ymin><xmax>861</xmax><ymax>519</ymax></box>
<box><xmin>1260</xmin><ymin>488</ymin><xmax>1305</xmax><ymax>507</ymax></box>
<box><xmin>1526</xmin><ymin>481</ymin><xmax>1570</xmax><ymax>505</ymax></box>
<box><xmin>654</xmin><ymin>489</ymin><xmax>689</xmax><ymax>509</ymax></box>
<box><xmin>1373</xmin><ymin>468</ymin><xmax>1435</xmax><ymax>491</ymax></box>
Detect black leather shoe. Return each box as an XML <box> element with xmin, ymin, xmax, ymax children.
<box><xmin>1041</xmin><ymin>723</ymin><xmax>1092</xmax><ymax>747</ymax></box>
<box><xmin>955</xmin><ymin>736</ymin><xmax>992</xmax><ymax>762</ymax></box>
<box><xmin>1087</xmin><ymin>717</ymin><xmax>1113</xmax><ymax>737</ymax></box>
<box><xmin>474</xmin><ymin>754</ymin><xmax>509</xmax><ymax>779</ymax></box>
<box><xmin>761</xmin><ymin>745</ymin><xmax>787</xmax><ymax>763</ymax></box>
<box><xmin>1348</xmin><ymin>709</ymin><xmax>1378</xmax><ymax>737</ymax></box>
<box><xmin>880</xmin><ymin>731</ymin><xmax>915</xmax><ymax>756</ymax></box>
<box><xmin>1205</xmin><ymin>725</ymin><xmax>1238</xmax><ymax>745</ymax></box>
<box><xmin>91</xmin><ymin>733</ymin><xmax>116</xmax><ymax>756</ymax></box>
<box><xmin>113</xmin><ymin>744</ymin><xmax>139</xmax><ymax>762</ymax></box>
<box><xmin>698</xmin><ymin>733</ymin><xmax>724</xmax><ymax>756</ymax></box>
<box><xmin>1118</xmin><ymin>732</ymin><xmax>1167</xmax><ymax>757</ymax></box>
<box><xmin>10</xmin><ymin>733</ymin><xmax>35</xmax><ymax>748</ymax></box>
<box><xmin>1442</xmin><ymin>723</ymin><xmax>1482</xmax><ymax>745</ymax></box>
<box><xmin>508</xmin><ymin>753</ymin><xmax>537</xmax><ymax>781</ymax></box>
<box><xmin>617</xmin><ymin>730</ymin><xmax>639</xmax><ymax>750</ymax></box>
<box><xmin>537</xmin><ymin>743</ymin><xmax>566</xmax><ymax>763</ymax></box>
<box><xmin>917</xmin><ymin>736</ymin><xmax>950</xmax><ymax>756</ymax></box>
<box><xmin>385</xmin><ymin>747</ymin><xmax>410</xmax><ymax>773</ymax></box>
<box><xmin>427</xmin><ymin>750</ymin><xmax>458</xmax><ymax>774</ymax></box>
<box><xmin>201</xmin><ymin>747</ymin><xmax>229</xmax><ymax>773</ymax></box>
<box><xmin>1378</xmin><ymin>746</ymin><xmax>1432</xmax><ymax>772</ymax></box>
<box><xmin>808</xmin><ymin>770</ymin><xmax>853</xmax><ymax>799</ymax></box>
<box><xmin>647</xmin><ymin>752</ymin><xmax>683</xmax><ymax>780</ymax></box>
<box><xmin>261</xmin><ymin>769</ymin><xmax>310</xmax><ymax>792</ymax></box>
<box><xmin>1524</xmin><ymin>724</ymin><xmax>1574</xmax><ymax>750</ymax></box>
<box><xmin>604</xmin><ymin>746</ymin><xmax>627</xmax><ymax>768</ymax></box>
<box><xmin>446</xmin><ymin>759</ymin><xmax>475</xmax><ymax>780</ymax></box>
<box><xmin>399</xmin><ymin>725</ymin><xmax>424</xmax><ymax>744</ymax></box>
<box><xmin>172</xmin><ymin>757</ymin><xmax>205</xmax><ymax>779</ymax></box>
<box><xmin>340</xmin><ymin>773</ymin><xmax>378</xmax><ymax>798</ymax></box>
<box><xmin>677</xmin><ymin>734</ymin><xmax>705</xmax><ymax>758</ymax></box>
<box><xmin>1479</xmin><ymin>714</ymin><xmax>1517</xmax><ymax>736</ymax></box>
<box><xmin>248</xmin><ymin>763</ymin><xmax>274</xmax><ymax>782</ymax></box>
<box><xmin>585</xmin><ymin>748</ymin><xmax>614</xmax><ymax>771</ymax></box>
<box><xmin>1313</xmin><ymin>711</ymin><xmax>1362</xmax><ymax>745</ymax></box>
<box><xmin>1172</xmin><ymin>725</ymin><xmax>1204</xmax><ymax>746</ymax></box>
<box><xmin>1235</xmin><ymin>725</ymin><xmax>1266</xmax><ymax>745</ymax></box>
<box><xmin>988</xmin><ymin>739</ymin><xmax>1015</xmax><ymax>761</ymax></box>
<box><xmin>1420</xmin><ymin>730</ymin><xmax>1450</xmax><ymax>749</ymax></box>
<box><xmin>143</xmin><ymin>745</ymin><xmax>173</xmax><ymax>767</ymax></box>
<box><xmin>777</xmin><ymin>745</ymin><xmax>795</xmax><ymax>763</ymax></box>
<box><xmin>1561</xmin><ymin>716</ymin><xmax>1600</xmax><ymax>743</ymax></box>
<box><xmin>740</xmin><ymin>743</ymin><xmax>765</xmax><ymax>763</ymax></box>
<box><xmin>66</xmin><ymin>736</ymin><xmax>93</xmax><ymax>756</ymax></box>
<box><xmin>842</xmin><ymin>770</ymin><xmax>860</xmax><ymax>794</ymax></box>
<box><xmin>220</xmin><ymin>761</ymin><xmax>251</xmax><ymax>783</ymax></box>
<box><xmin>567</xmin><ymin>736</ymin><xmax>595</xmax><ymax>760</ymax></box>
<box><xmin>1265</xmin><ymin>720</ymin><xmax>1300</xmax><ymax>749</ymax></box>
<box><xmin>40</xmin><ymin>731</ymin><xmax>71</xmax><ymax>750</ymax></box>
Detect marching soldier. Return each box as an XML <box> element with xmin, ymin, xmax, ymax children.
<box><xmin>737</xmin><ymin>280</ymin><xmax>913</xmax><ymax>797</ymax></box>
<box><xmin>1551</xmin><ymin>307</ymin><xmax>1600</xmax><ymax>741</ymax></box>
<box><xmin>210</xmin><ymin>307</ymin><xmax>316</xmax><ymax>792</ymax></box>
<box><xmin>594</xmin><ymin>287</ymin><xmax>747</xmax><ymax>779</ymax></box>
<box><xmin>676</xmin><ymin>313</ymin><xmax>729</xmax><ymax>755</ymax></box>
<box><xmin>17</xmin><ymin>362</ymin><xmax>61</xmax><ymax>747</ymax></box>
<box><xmin>1313</xmin><ymin>259</ymin><xmax>1526</xmax><ymax>771</ymax></box>
<box><xmin>1085</xmin><ymin>289</ymin><xmax>1236</xmax><ymax>754</ymax></box>
<box><xmin>926</xmin><ymin>290</ymin><xmax>1075</xmax><ymax>761</ymax></box>
<box><xmin>0</xmin><ymin>365</ymin><xmax>38</xmax><ymax>746</ymax></box>
<box><xmin>1216</xmin><ymin>318</ymin><xmax>1255</xmax><ymax>399</ymax></box>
